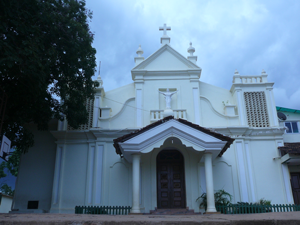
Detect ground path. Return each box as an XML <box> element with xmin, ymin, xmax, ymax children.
<box><xmin>0</xmin><ymin>212</ymin><xmax>300</xmax><ymax>224</ymax></box>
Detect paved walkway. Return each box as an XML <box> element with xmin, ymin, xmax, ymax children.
<box><xmin>0</xmin><ymin>212</ymin><xmax>300</xmax><ymax>224</ymax></box>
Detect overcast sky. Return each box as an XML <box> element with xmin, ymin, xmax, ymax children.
<box><xmin>85</xmin><ymin>0</ymin><xmax>300</xmax><ymax>110</ymax></box>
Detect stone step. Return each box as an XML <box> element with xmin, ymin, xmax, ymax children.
<box><xmin>150</xmin><ymin>207</ymin><xmax>199</xmax><ymax>215</ymax></box>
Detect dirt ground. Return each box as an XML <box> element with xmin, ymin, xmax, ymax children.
<box><xmin>0</xmin><ymin>212</ymin><xmax>300</xmax><ymax>225</ymax></box>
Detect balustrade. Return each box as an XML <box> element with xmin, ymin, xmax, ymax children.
<box><xmin>150</xmin><ymin>110</ymin><xmax>164</xmax><ymax>122</ymax></box>
<box><xmin>233</xmin><ymin>75</ymin><xmax>267</xmax><ymax>84</ymax></box>
<box><xmin>173</xmin><ymin>109</ymin><xmax>187</xmax><ymax>119</ymax></box>
<box><xmin>150</xmin><ymin>109</ymin><xmax>187</xmax><ymax>122</ymax></box>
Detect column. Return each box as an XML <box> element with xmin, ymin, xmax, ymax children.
<box><xmin>131</xmin><ymin>154</ymin><xmax>141</xmax><ymax>213</ymax></box>
<box><xmin>204</xmin><ymin>152</ymin><xmax>217</xmax><ymax>213</ymax></box>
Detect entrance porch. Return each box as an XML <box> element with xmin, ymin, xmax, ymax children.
<box><xmin>113</xmin><ymin>116</ymin><xmax>234</xmax><ymax>214</ymax></box>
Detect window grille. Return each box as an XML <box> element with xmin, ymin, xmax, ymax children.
<box><xmin>244</xmin><ymin>92</ymin><xmax>269</xmax><ymax>127</ymax></box>
<box><xmin>68</xmin><ymin>98</ymin><xmax>94</xmax><ymax>130</ymax></box>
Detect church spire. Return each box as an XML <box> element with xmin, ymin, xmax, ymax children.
<box><xmin>159</xmin><ymin>23</ymin><xmax>171</xmax><ymax>45</ymax></box>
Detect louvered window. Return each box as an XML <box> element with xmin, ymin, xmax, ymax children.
<box><xmin>244</xmin><ymin>92</ymin><xmax>269</xmax><ymax>127</ymax></box>
<box><xmin>68</xmin><ymin>98</ymin><xmax>94</xmax><ymax>130</ymax></box>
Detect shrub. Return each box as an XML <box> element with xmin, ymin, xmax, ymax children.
<box><xmin>255</xmin><ymin>198</ymin><xmax>271</xmax><ymax>206</ymax></box>
<box><xmin>235</xmin><ymin>198</ymin><xmax>272</xmax><ymax>213</ymax></box>
<box><xmin>196</xmin><ymin>189</ymin><xmax>232</xmax><ymax>211</ymax></box>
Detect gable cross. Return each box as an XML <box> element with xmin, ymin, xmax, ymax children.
<box><xmin>159</xmin><ymin>24</ymin><xmax>171</xmax><ymax>36</ymax></box>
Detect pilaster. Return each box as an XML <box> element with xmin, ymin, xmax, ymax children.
<box><xmin>235</xmin><ymin>88</ymin><xmax>246</xmax><ymax>126</ymax></box>
<box><xmin>277</xmin><ymin>141</ymin><xmax>294</xmax><ymax>203</ymax></box>
<box><xmin>235</xmin><ymin>140</ymin><xmax>249</xmax><ymax>202</ymax></box>
<box><xmin>85</xmin><ymin>143</ymin><xmax>104</xmax><ymax>205</ymax></box>
<box><xmin>266</xmin><ymin>87</ymin><xmax>279</xmax><ymax>127</ymax></box>
<box><xmin>244</xmin><ymin>141</ymin><xmax>256</xmax><ymax>202</ymax></box>
<box><xmin>50</xmin><ymin>145</ymin><xmax>65</xmax><ymax>213</ymax></box>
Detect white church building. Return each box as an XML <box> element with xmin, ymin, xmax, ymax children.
<box><xmin>12</xmin><ymin>24</ymin><xmax>300</xmax><ymax>214</ymax></box>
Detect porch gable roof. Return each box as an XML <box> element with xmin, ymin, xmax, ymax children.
<box><xmin>113</xmin><ymin>116</ymin><xmax>234</xmax><ymax>158</ymax></box>
<box><xmin>279</xmin><ymin>142</ymin><xmax>300</xmax><ymax>156</ymax></box>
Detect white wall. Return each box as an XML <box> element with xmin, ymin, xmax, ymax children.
<box><xmin>58</xmin><ymin>143</ymin><xmax>88</xmax><ymax>211</ymax></box>
<box><xmin>13</xmin><ymin>120</ymin><xmax>57</xmax><ymax>212</ymax></box>
<box><xmin>0</xmin><ymin>195</ymin><xmax>12</xmax><ymax>213</ymax></box>
<box><xmin>248</xmin><ymin>139</ymin><xmax>286</xmax><ymax>204</ymax></box>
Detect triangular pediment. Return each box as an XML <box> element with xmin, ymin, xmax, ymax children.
<box><xmin>114</xmin><ymin>117</ymin><xmax>234</xmax><ymax>162</ymax></box>
<box><xmin>132</xmin><ymin>44</ymin><xmax>200</xmax><ymax>71</ymax></box>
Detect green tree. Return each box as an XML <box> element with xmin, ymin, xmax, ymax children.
<box><xmin>5</xmin><ymin>148</ymin><xmax>22</xmax><ymax>177</ymax></box>
<box><xmin>0</xmin><ymin>148</ymin><xmax>23</xmax><ymax>196</ymax></box>
<box><xmin>0</xmin><ymin>159</ymin><xmax>15</xmax><ymax>196</ymax></box>
<box><xmin>0</xmin><ymin>0</ymin><xmax>98</xmax><ymax>153</ymax></box>
<box><xmin>0</xmin><ymin>183</ymin><xmax>14</xmax><ymax>196</ymax></box>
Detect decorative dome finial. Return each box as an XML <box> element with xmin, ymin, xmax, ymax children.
<box><xmin>136</xmin><ymin>45</ymin><xmax>144</xmax><ymax>57</ymax></box>
<box><xmin>187</xmin><ymin>42</ymin><xmax>195</xmax><ymax>56</ymax></box>
<box><xmin>97</xmin><ymin>61</ymin><xmax>103</xmax><ymax>87</ymax></box>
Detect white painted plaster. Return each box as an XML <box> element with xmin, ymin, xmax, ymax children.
<box><xmin>193</xmin><ymin>88</ymin><xmax>200</xmax><ymax>125</ymax></box>
<box><xmin>199</xmin><ymin>165</ymin><xmax>206</xmax><ymax>193</ymax></box>
<box><xmin>236</xmin><ymin>90</ymin><xmax>246</xmax><ymax>126</ymax></box>
<box><xmin>131</xmin><ymin>154</ymin><xmax>141</xmax><ymax>213</ymax></box>
<box><xmin>244</xmin><ymin>143</ymin><xmax>256</xmax><ymax>202</ymax></box>
<box><xmin>267</xmin><ymin>88</ymin><xmax>279</xmax><ymax>127</ymax></box>
<box><xmin>136</xmin><ymin>89</ymin><xmax>142</xmax><ymax>127</ymax></box>
<box><xmin>87</xmin><ymin>146</ymin><xmax>95</xmax><ymax>204</ymax></box>
<box><xmin>53</xmin><ymin>146</ymin><xmax>63</xmax><ymax>205</ymax></box>
<box><xmin>204</xmin><ymin>153</ymin><xmax>216</xmax><ymax>212</ymax></box>
<box><xmin>94</xmin><ymin>145</ymin><xmax>103</xmax><ymax>205</ymax></box>
<box><xmin>93</xmin><ymin>96</ymin><xmax>100</xmax><ymax>127</ymax></box>
<box><xmin>277</xmin><ymin>141</ymin><xmax>293</xmax><ymax>203</ymax></box>
<box><xmin>281</xmin><ymin>164</ymin><xmax>292</xmax><ymax>203</ymax></box>
<box><xmin>235</xmin><ymin>141</ymin><xmax>249</xmax><ymax>202</ymax></box>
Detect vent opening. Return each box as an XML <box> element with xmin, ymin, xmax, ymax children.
<box><xmin>27</xmin><ymin>201</ymin><xmax>39</xmax><ymax>209</ymax></box>
<box><xmin>244</xmin><ymin>91</ymin><xmax>269</xmax><ymax>127</ymax></box>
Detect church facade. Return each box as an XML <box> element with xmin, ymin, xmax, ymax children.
<box><xmin>12</xmin><ymin>25</ymin><xmax>299</xmax><ymax>214</ymax></box>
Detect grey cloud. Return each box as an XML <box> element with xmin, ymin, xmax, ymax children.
<box><xmin>86</xmin><ymin>0</ymin><xmax>300</xmax><ymax>110</ymax></box>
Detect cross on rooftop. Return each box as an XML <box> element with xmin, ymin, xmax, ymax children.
<box><xmin>159</xmin><ymin>24</ymin><xmax>171</xmax><ymax>36</ymax></box>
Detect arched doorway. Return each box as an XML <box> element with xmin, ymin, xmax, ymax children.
<box><xmin>156</xmin><ymin>150</ymin><xmax>186</xmax><ymax>208</ymax></box>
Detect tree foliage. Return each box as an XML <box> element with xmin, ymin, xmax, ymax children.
<box><xmin>0</xmin><ymin>148</ymin><xmax>23</xmax><ymax>196</ymax></box>
<box><xmin>0</xmin><ymin>183</ymin><xmax>14</xmax><ymax>196</ymax></box>
<box><xmin>0</xmin><ymin>0</ymin><xmax>98</xmax><ymax>153</ymax></box>
<box><xmin>5</xmin><ymin>148</ymin><xmax>22</xmax><ymax>177</ymax></box>
<box><xmin>0</xmin><ymin>158</ymin><xmax>16</xmax><ymax>196</ymax></box>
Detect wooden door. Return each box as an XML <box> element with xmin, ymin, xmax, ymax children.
<box><xmin>157</xmin><ymin>150</ymin><xmax>186</xmax><ymax>208</ymax></box>
<box><xmin>291</xmin><ymin>173</ymin><xmax>300</xmax><ymax>205</ymax></box>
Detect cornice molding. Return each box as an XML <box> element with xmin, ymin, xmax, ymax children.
<box><xmin>230</xmin><ymin>82</ymin><xmax>275</xmax><ymax>93</ymax></box>
<box><xmin>211</xmin><ymin>126</ymin><xmax>286</xmax><ymax>137</ymax></box>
